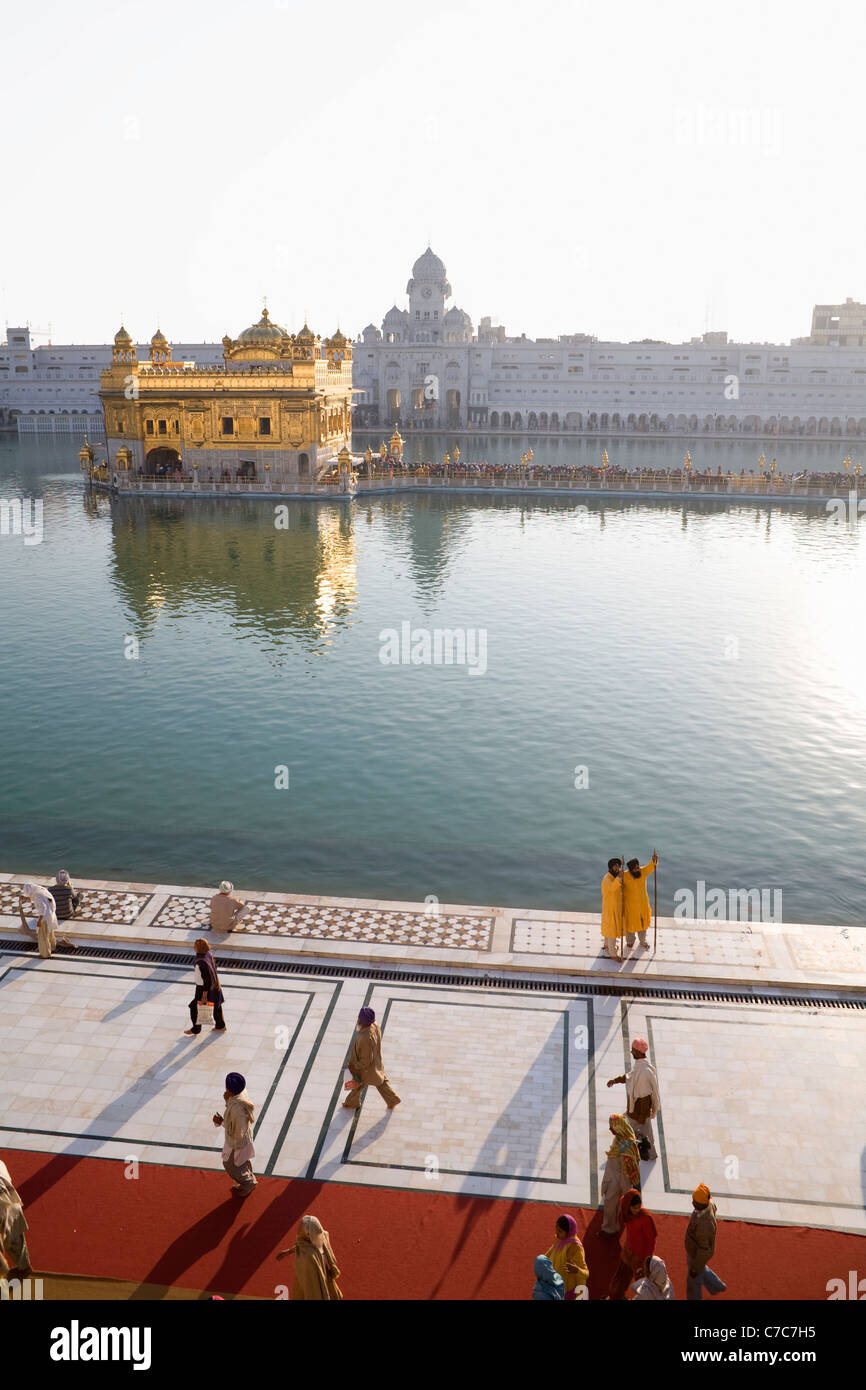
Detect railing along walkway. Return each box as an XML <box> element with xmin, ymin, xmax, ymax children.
<box><xmin>91</xmin><ymin>471</ymin><xmax>863</xmax><ymax>503</ymax></box>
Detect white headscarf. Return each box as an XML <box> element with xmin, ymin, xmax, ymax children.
<box><xmin>56</xmin><ymin>870</ymin><xmax>71</xmax><ymax>886</ymax></box>
<box><xmin>646</xmin><ymin>1256</ymin><xmax>674</xmax><ymax>1299</ymax></box>
<box><xmin>299</xmin><ymin>1215</ymin><xmax>325</xmax><ymax>1251</ymax></box>
<box><xmin>21</xmin><ymin>884</ymin><xmax>58</xmax><ymax>930</ymax></box>
<box><xmin>219</xmin><ymin>881</ymin><xmax>233</xmax><ymax>894</ymax></box>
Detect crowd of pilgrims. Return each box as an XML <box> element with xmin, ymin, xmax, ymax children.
<box><xmin>371</xmin><ymin>458</ymin><xmax>860</xmax><ymax>487</ymax></box>
<box><xmin>5</xmin><ymin>881</ymin><xmax>729</xmax><ymax>1302</ymax></box>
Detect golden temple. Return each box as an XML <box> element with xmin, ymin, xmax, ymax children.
<box><xmin>97</xmin><ymin>310</ymin><xmax>354</xmax><ymax>483</ymax></box>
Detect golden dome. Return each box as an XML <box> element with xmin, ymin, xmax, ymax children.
<box><xmin>151</xmin><ymin>327</ymin><xmax>168</xmax><ymax>346</ymax></box>
<box><xmin>237</xmin><ymin>307</ymin><xmax>288</xmax><ymax>345</ymax></box>
<box><xmin>114</xmin><ymin>325</ymin><xmax>133</xmax><ymax>345</ymax></box>
<box><xmin>296</xmin><ymin>322</ymin><xmax>317</xmax><ymax>343</ymax></box>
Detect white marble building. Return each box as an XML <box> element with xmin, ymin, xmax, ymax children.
<box><xmin>352</xmin><ymin>250</ymin><xmax>866</xmax><ymax>439</ymax></box>
<box><xmin>8</xmin><ymin>262</ymin><xmax>866</xmax><ymax>443</ymax></box>
<box><xmin>0</xmin><ymin>327</ymin><xmax>224</xmax><ymax>435</ymax></box>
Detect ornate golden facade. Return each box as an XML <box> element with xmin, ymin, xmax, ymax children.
<box><xmin>98</xmin><ymin>310</ymin><xmax>354</xmax><ymax>482</ymax></box>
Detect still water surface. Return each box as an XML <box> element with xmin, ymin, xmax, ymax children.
<box><xmin>2</xmin><ymin>436</ymin><xmax>864</xmax><ymax>924</ymax></box>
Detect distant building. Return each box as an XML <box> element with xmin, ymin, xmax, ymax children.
<box><xmin>351</xmin><ymin>250</ymin><xmax>866</xmax><ymax>438</ymax></box>
<box><xmin>0</xmin><ymin>326</ymin><xmax>223</xmax><ymax>434</ymax></box>
<box><xmin>98</xmin><ymin>310</ymin><xmax>353</xmax><ymax>481</ymax></box>
<box><xmin>809</xmin><ymin>298</ymin><xmax>866</xmax><ymax>346</ymax></box>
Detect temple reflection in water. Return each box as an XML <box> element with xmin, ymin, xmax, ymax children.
<box><xmin>105</xmin><ymin>496</ymin><xmax>359</xmax><ymax>651</ymax></box>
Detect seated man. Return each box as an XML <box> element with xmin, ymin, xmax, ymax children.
<box><xmin>208</xmin><ymin>881</ymin><xmax>250</xmax><ymax>933</ymax></box>
<box><xmin>49</xmin><ymin>870</ymin><xmax>80</xmax><ymax>921</ymax></box>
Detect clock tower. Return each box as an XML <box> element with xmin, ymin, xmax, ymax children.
<box><xmin>406</xmin><ymin>246</ymin><xmax>451</xmax><ymax>343</ymax></box>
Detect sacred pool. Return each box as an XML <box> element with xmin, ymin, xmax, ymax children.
<box><xmin>1</xmin><ymin>434</ymin><xmax>864</xmax><ymax>926</ymax></box>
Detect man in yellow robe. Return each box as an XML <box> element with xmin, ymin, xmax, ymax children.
<box><xmin>342</xmin><ymin>1007</ymin><xmax>401</xmax><ymax>1111</ymax></box>
<box><xmin>622</xmin><ymin>850</ymin><xmax>659</xmax><ymax>949</ymax></box>
<box><xmin>601</xmin><ymin>858</ymin><xmax>625</xmax><ymax>962</ymax></box>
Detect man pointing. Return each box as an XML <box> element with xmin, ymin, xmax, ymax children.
<box><xmin>623</xmin><ymin>850</ymin><xmax>658</xmax><ymax>950</ymax></box>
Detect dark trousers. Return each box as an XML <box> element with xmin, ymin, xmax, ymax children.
<box><xmin>189</xmin><ymin>995</ymin><xmax>225</xmax><ymax>1032</ymax></box>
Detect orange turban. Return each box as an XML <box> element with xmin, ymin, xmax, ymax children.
<box><xmin>693</xmin><ymin>1183</ymin><xmax>711</xmax><ymax>1205</ymax></box>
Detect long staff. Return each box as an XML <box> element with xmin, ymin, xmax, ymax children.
<box><xmin>653</xmin><ymin>847</ymin><xmax>658</xmax><ymax>953</ymax></box>
<box><xmin>620</xmin><ymin>851</ymin><xmax>625</xmax><ymax>961</ymax></box>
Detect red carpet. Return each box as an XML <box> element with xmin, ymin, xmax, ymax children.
<box><xmin>4</xmin><ymin>1147</ymin><xmax>863</xmax><ymax>1300</ymax></box>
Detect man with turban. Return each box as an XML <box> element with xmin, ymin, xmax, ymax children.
<box><xmin>213</xmin><ymin>1072</ymin><xmax>257</xmax><ymax>1196</ymax></box>
<box><xmin>622</xmin><ymin>850</ymin><xmax>656</xmax><ymax>950</ymax></box>
<box><xmin>622</xmin><ymin>850</ymin><xmax>658</xmax><ymax>950</ymax></box>
<box><xmin>600</xmin><ymin>858</ymin><xmax>625</xmax><ymax>963</ymax></box>
<box><xmin>208</xmin><ymin>881</ymin><xmax>250</xmax><ymax>934</ymax></box>
<box><xmin>342</xmin><ymin>1008</ymin><xmax>401</xmax><ymax>1112</ymax></box>
<box><xmin>606</xmin><ymin>1036</ymin><xmax>661</xmax><ymax>1159</ymax></box>
<box><xmin>685</xmin><ymin>1183</ymin><xmax>727</xmax><ymax>1299</ymax></box>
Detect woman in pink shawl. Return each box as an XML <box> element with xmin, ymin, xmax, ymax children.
<box><xmin>545</xmin><ymin>1213</ymin><xmax>589</xmax><ymax>1300</ymax></box>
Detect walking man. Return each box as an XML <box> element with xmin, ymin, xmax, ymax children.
<box><xmin>601</xmin><ymin>858</ymin><xmax>624</xmax><ymax>963</ymax></box>
<box><xmin>622</xmin><ymin>850</ymin><xmax>658</xmax><ymax>950</ymax></box>
<box><xmin>213</xmin><ymin>1072</ymin><xmax>257</xmax><ymax>1197</ymax></box>
<box><xmin>342</xmin><ymin>1007</ymin><xmax>401</xmax><ymax>1112</ymax></box>
<box><xmin>606</xmin><ymin>1036</ymin><xmax>660</xmax><ymax>1159</ymax></box>
<box><xmin>0</xmin><ymin>1158</ymin><xmax>32</xmax><ymax>1276</ymax></box>
<box><xmin>685</xmin><ymin>1183</ymin><xmax>727</xmax><ymax>1299</ymax></box>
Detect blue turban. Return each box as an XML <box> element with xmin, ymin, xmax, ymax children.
<box><xmin>358</xmin><ymin>1007</ymin><xmax>375</xmax><ymax>1026</ymax></box>
<box><xmin>225</xmin><ymin>1072</ymin><xmax>245</xmax><ymax>1095</ymax></box>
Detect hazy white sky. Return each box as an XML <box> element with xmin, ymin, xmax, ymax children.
<box><xmin>2</xmin><ymin>0</ymin><xmax>864</xmax><ymax>347</ymax></box>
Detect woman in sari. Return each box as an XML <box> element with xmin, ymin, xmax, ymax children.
<box><xmin>276</xmin><ymin>1215</ymin><xmax>342</xmax><ymax>1300</ymax></box>
<box><xmin>609</xmin><ymin>1188</ymin><xmax>658</xmax><ymax>1300</ymax></box>
<box><xmin>545</xmin><ymin>1214</ymin><xmax>589</xmax><ymax>1300</ymax></box>
<box><xmin>600</xmin><ymin>1114</ymin><xmax>641</xmax><ymax>1235</ymax></box>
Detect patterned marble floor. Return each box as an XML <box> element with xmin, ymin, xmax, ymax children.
<box><xmin>0</xmin><ymin>946</ymin><xmax>862</xmax><ymax>1232</ymax></box>
<box><xmin>511</xmin><ymin>919</ymin><xmax>766</xmax><ymax>966</ymax></box>
<box><xmin>0</xmin><ymin>884</ymin><xmax>150</xmax><ymax>925</ymax></box>
<box><xmin>153</xmin><ymin>895</ymin><xmax>494</xmax><ymax>949</ymax></box>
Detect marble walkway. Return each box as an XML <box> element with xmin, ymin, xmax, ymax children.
<box><xmin>1</xmin><ymin>871</ymin><xmax>864</xmax><ymax>1237</ymax></box>
<box><xmin>0</xmin><ymin>946</ymin><xmax>863</xmax><ymax>1235</ymax></box>
<box><xmin>1</xmin><ymin>871</ymin><xmax>864</xmax><ymax>993</ymax></box>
